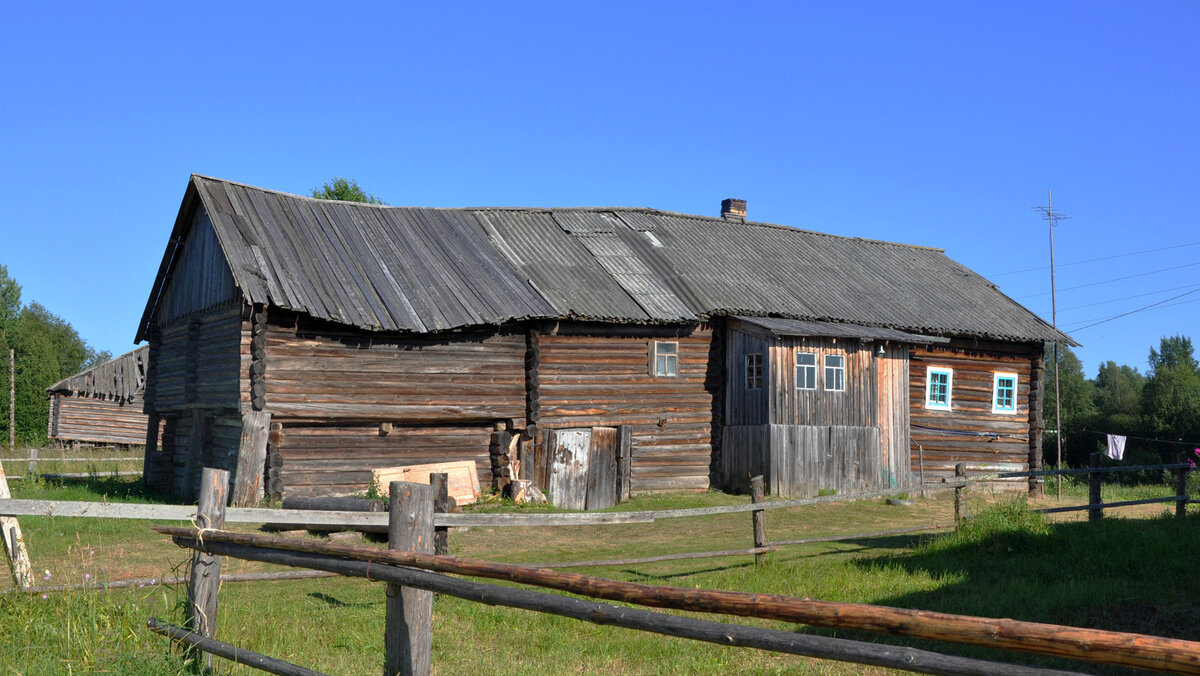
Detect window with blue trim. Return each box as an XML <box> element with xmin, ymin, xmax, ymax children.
<box><xmin>925</xmin><ymin>367</ymin><xmax>953</xmax><ymax>410</ymax></box>
<box><xmin>796</xmin><ymin>352</ymin><xmax>817</xmax><ymax>390</ymax></box>
<box><xmin>993</xmin><ymin>372</ymin><xmax>1017</xmax><ymax>414</ymax></box>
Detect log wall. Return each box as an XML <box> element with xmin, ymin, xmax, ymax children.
<box><xmin>49</xmin><ymin>393</ymin><xmax>148</xmax><ymax>446</ymax></box>
<box><xmin>535</xmin><ymin>325</ymin><xmax>715</xmax><ymax>493</ymax></box>
<box><xmin>909</xmin><ymin>343</ymin><xmax>1036</xmax><ymax>488</ymax></box>
<box><xmin>272</xmin><ymin>423</ymin><xmax>494</xmax><ymax>498</ymax></box>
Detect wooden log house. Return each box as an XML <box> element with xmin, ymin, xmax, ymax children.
<box><xmin>136</xmin><ymin>177</ymin><xmax>1073</xmax><ymax>505</ymax></box>
<box><xmin>46</xmin><ymin>346</ymin><xmax>152</xmax><ymax>447</ymax></box>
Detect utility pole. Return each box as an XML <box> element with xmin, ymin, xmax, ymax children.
<box><xmin>1034</xmin><ymin>193</ymin><xmax>1068</xmax><ymax>499</ymax></box>
<box><xmin>8</xmin><ymin>349</ymin><xmax>13</xmax><ymax>456</ymax></box>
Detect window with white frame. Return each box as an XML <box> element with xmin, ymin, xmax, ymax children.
<box><xmin>993</xmin><ymin>372</ymin><xmax>1017</xmax><ymax>414</ymax></box>
<box><xmin>796</xmin><ymin>352</ymin><xmax>817</xmax><ymax>390</ymax></box>
<box><xmin>925</xmin><ymin>367</ymin><xmax>953</xmax><ymax>410</ymax></box>
<box><xmin>824</xmin><ymin>354</ymin><xmax>846</xmax><ymax>392</ymax></box>
<box><xmin>649</xmin><ymin>341</ymin><xmax>678</xmax><ymax>377</ymax></box>
<box><xmin>745</xmin><ymin>353</ymin><xmax>763</xmax><ymax>390</ymax></box>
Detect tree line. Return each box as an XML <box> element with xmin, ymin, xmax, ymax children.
<box><xmin>0</xmin><ymin>265</ymin><xmax>109</xmax><ymax>447</ymax></box>
<box><xmin>1045</xmin><ymin>335</ymin><xmax>1200</xmax><ymax>468</ymax></box>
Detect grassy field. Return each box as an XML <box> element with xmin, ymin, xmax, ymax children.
<box><xmin>1</xmin><ymin>459</ymin><xmax>1198</xmax><ymax>675</ymax></box>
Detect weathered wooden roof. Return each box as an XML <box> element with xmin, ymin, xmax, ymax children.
<box><xmin>136</xmin><ymin>175</ymin><xmax>1075</xmax><ymax>345</ymax></box>
<box><xmin>732</xmin><ymin>316</ymin><xmax>952</xmax><ymax>344</ymax></box>
<box><xmin>46</xmin><ymin>346</ymin><xmax>148</xmax><ymax>402</ymax></box>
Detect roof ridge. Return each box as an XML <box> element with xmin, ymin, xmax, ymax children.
<box><xmin>191</xmin><ymin>175</ymin><xmax>944</xmax><ymax>253</ymax></box>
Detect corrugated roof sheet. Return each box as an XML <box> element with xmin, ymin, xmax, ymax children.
<box><xmin>47</xmin><ymin>346</ymin><xmax>148</xmax><ymax>402</ymax></box>
<box><xmin>733</xmin><ymin>316</ymin><xmax>951</xmax><ymax>344</ymax></box>
<box><xmin>136</xmin><ymin>175</ymin><xmax>1075</xmax><ymax>346</ymax></box>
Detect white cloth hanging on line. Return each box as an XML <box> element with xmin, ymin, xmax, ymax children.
<box><xmin>1106</xmin><ymin>434</ymin><xmax>1127</xmax><ymax>461</ymax></box>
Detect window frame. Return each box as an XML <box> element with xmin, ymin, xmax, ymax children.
<box><xmin>795</xmin><ymin>352</ymin><xmax>818</xmax><ymax>390</ymax></box>
<box><xmin>649</xmin><ymin>340</ymin><xmax>679</xmax><ymax>377</ymax></box>
<box><xmin>745</xmin><ymin>353</ymin><xmax>763</xmax><ymax>390</ymax></box>
<box><xmin>992</xmin><ymin>371</ymin><xmax>1018</xmax><ymax>414</ymax></box>
<box><xmin>925</xmin><ymin>366</ymin><xmax>954</xmax><ymax>410</ymax></box>
<box><xmin>824</xmin><ymin>353</ymin><xmax>846</xmax><ymax>392</ymax></box>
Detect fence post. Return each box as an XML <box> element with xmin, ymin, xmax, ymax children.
<box><xmin>385</xmin><ymin>481</ymin><xmax>434</xmax><ymax>676</ymax></box>
<box><xmin>188</xmin><ymin>467</ymin><xmax>229</xmax><ymax>673</ymax></box>
<box><xmin>750</xmin><ymin>475</ymin><xmax>767</xmax><ymax>566</ymax></box>
<box><xmin>430</xmin><ymin>472</ymin><xmax>451</xmax><ymax>556</ymax></box>
<box><xmin>953</xmin><ymin>463</ymin><xmax>966</xmax><ymax>526</ymax></box>
<box><xmin>1089</xmin><ymin>453</ymin><xmax>1103</xmax><ymax>523</ymax></box>
<box><xmin>27</xmin><ymin>447</ymin><xmax>37</xmax><ymax>478</ymax></box>
<box><xmin>1176</xmin><ymin>453</ymin><xmax>1189</xmax><ymax>519</ymax></box>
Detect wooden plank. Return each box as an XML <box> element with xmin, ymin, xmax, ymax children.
<box><xmin>187</xmin><ymin>468</ymin><xmax>228</xmax><ymax>672</ymax></box>
<box><xmin>617</xmin><ymin>424</ymin><xmax>631</xmax><ymax>502</ymax></box>
<box><xmin>372</xmin><ymin>461</ymin><xmax>480</xmax><ymax>506</ymax></box>
<box><xmin>585</xmin><ymin>427</ymin><xmax>618</xmax><ymax>510</ymax></box>
<box><xmin>0</xmin><ymin>456</ymin><xmax>33</xmax><ymax>589</ymax></box>
<box><xmin>385</xmin><ymin>481</ymin><xmax>434</xmax><ymax>676</ymax></box>
<box><xmin>232</xmin><ymin>410</ymin><xmax>271</xmax><ymax>506</ymax></box>
<box><xmin>549</xmin><ymin>428</ymin><xmax>590</xmax><ymax>510</ymax></box>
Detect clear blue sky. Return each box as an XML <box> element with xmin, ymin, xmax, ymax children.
<box><xmin>2</xmin><ymin>2</ymin><xmax>1197</xmax><ymax>378</ymax></box>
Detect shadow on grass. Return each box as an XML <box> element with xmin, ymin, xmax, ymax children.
<box><xmin>16</xmin><ymin>474</ymin><xmax>180</xmax><ymax>504</ymax></box>
<box><xmin>796</xmin><ymin>505</ymin><xmax>1200</xmax><ymax>674</ymax></box>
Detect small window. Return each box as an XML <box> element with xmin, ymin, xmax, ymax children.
<box><xmin>993</xmin><ymin>372</ymin><xmax>1017</xmax><ymax>414</ymax></box>
<box><xmin>745</xmin><ymin>353</ymin><xmax>763</xmax><ymax>390</ymax></box>
<box><xmin>796</xmin><ymin>352</ymin><xmax>817</xmax><ymax>390</ymax></box>
<box><xmin>926</xmin><ymin>367</ymin><xmax>953</xmax><ymax>410</ymax></box>
<box><xmin>650</xmin><ymin>341</ymin><xmax>678</xmax><ymax>377</ymax></box>
<box><xmin>824</xmin><ymin>354</ymin><xmax>846</xmax><ymax>392</ymax></box>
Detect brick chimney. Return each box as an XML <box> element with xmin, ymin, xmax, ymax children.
<box><xmin>720</xmin><ymin>198</ymin><xmax>747</xmax><ymax>222</ymax></box>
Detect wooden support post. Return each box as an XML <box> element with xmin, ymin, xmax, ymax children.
<box><xmin>8</xmin><ymin>348</ymin><xmax>13</xmax><ymax>455</ymax></box>
<box><xmin>750</xmin><ymin>475</ymin><xmax>767</xmax><ymax>566</ymax></box>
<box><xmin>385</xmin><ymin>481</ymin><xmax>434</xmax><ymax>676</ymax></box>
<box><xmin>617</xmin><ymin>425</ymin><xmax>632</xmax><ymax>503</ymax></box>
<box><xmin>183</xmin><ymin>409</ymin><xmax>204</xmax><ymax>503</ymax></box>
<box><xmin>141</xmin><ymin>413</ymin><xmax>160</xmax><ymax>490</ymax></box>
<box><xmin>232</xmin><ymin>410</ymin><xmax>271</xmax><ymax>507</ymax></box>
<box><xmin>954</xmin><ymin>463</ymin><xmax>966</xmax><ymax>526</ymax></box>
<box><xmin>1089</xmin><ymin>453</ymin><xmax>1103</xmax><ymax>523</ymax></box>
<box><xmin>1177</xmin><ymin>453</ymin><xmax>1189</xmax><ymax>519</ymax></box>
<box><xmin>188</xmin><ymin>467</ymin><xmax>229</xmax><ymax>673</ymax></box>
<box><xmin>430</xmin><ymin>473</ymin><xmax>451</xmax><ymax>556</ymax></box>
<box><xmin>0</xmin><ymin>458</ymin><xmax>32</xmax><ymax>589</ymax></box>
<box><xmin>27</xmin><ymin>447</ymin><xmax>37</xmax><ymax>478</ymax></box>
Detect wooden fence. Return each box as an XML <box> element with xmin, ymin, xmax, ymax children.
<box><xmin>143</xmin><ymin>467</ymin><xmax>1200</xmax><ymax>676</ymax></box>
<box><xmin>0</xmin><ymin>444</ymin><xmax>143</xmax><ymax>480</ymax></box>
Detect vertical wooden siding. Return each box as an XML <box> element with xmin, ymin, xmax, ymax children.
<box><xmin>909</xmin><ymin>345</ymin><xmax>1033</xmax><ymax>486</ymax></box>
<box><xmin>876</xmin><ymin>344</ymin><xmax>912</xmax><ymax>487</ymax></box>
<box><xmin>536</xmin><ymin>326</ymin><xmax>714</xmax><ymax>493</ymax></box>
<box><xmin>768</xmin><ymin>335</ymin><xmax>876</xmax><ymax>427</ymax></box>
<box><xmin>725</xmin><ymin>328</ymin><xmax>770</xmax><ymax>426</ymax></box>
<box><xmin>50</xmin><ymin>394</ymin><xmax>149</xmax><ymax>445</ymax></box>
<box><xmin>156</xmin><ymin>209</ymin><xmax>240</xmax><ymax>325</ymax></box>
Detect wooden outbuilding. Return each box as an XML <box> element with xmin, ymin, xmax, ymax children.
<box><xmin>136</xmin><ymin>176</ymin><xmax>1073</xmax><ymax>505</ymax></box>
<box><xmin>47</xmin><ymin>346</ymin><xmax>151</xmax><ymax>446</ymax></box>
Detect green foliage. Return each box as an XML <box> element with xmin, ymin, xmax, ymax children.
<box><xmin>1140</xmin><ymin>335</ymin><xmax>1200</xmax><ymax>456</ymax></box>
<box><xmin>311</xmin><ymin>177</ymin><xmax>386</xmax><ymax>205</ymax></box>
<box><xmin>0</xmin><ymin>269</ymin><xmax>106</xmax><ymax>447</ymax></box>
<box><xmin>1043</xmin><ymin>344</ymin><xmax>1099</xmax><ymax>465</ymax></box>
<box><xmin>1093</xmin><ymin>360</ymin><xmax>1144</xmax><ymax>431</ymax></box>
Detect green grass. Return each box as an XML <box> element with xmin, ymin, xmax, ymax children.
<box><xmin>4</xmin><ymin>476</ymin><xmax>1200</xmax><ymax>674</ymax></box>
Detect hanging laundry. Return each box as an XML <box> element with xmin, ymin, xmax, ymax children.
<box><xmin>1106</xmin><ymin>434</ymin><xmax>1127</xmax><ymax>461</ymax></box>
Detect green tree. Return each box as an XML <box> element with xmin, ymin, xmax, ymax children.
<box><xmin>1140</xmin><ymin>335</ymin><xmax>1200</xmax><ymax>454</ymax></box>
<box><xmin>0</xmin><ymin>264</ymin><xmax>21</xmax><ymax>337</ymax></box>
<box><xmin>311</xmin><ymin>177</ymin><xmax>386</xmax><ymax>205</ymax></box>
<box><xmin>1093</xmin><ymin>360</ymin><xmax>1144</xmax><ymax>433</ymax></box>
<box><xmin>1043</xmin><ymin>344</ymin><xmax>1098</xmax><ymax>466</ymax></box>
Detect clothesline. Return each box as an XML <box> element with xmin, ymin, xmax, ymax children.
<box><xmin>1080</xmin><ymin>428</ymin><xmax>1200</xmax><ymax>449</ymax></box>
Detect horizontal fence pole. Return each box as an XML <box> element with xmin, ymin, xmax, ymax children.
<box><xmin>147</xmin><ymin>618</ymin><xmax>329</xmax><ymax>676</ymax></box>
<box><xmin>0</xmin><ymin>457</ymin><xmax>140</xmax><ymax>463</ymax></box>
<box><xmin>523</xmin><ymin>546</ymin><xmax>775</xmax><ymax>569</ymax></box>
<box><xmin>1034</xmin><ymin>496</ymin><xmax>1185</xmax><ymax>516</ymax></box>
<box><xmin>158</xmin><ymin>527</ymin><xmax>1200</xmax><ymax>675</ymax></box>
<box><xmin>766</xmin><ymin>524</ymin><xmax>953</xmax><ymax>548</ymax></box>
<box><xmin>2</xmin><ymin>569</ymin><xmax>336</xmax><ymax>595</ymax></box>
<box><xmin>6</xmin><ymin>471</ymin><xmax>142</xmax><ymax>480</ymax></box>
<box><xmin>171</xmin><ymin>537</ymin><xmax>1082</xmax><ymax>676</ymax></box>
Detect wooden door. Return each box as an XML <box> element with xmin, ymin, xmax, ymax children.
<box><xmin>548</xmin><ymin>427</ymin><xmax>621</xmax><ymax>510</ymax></box>
<box><xmin>549</xmin><ymin>428</ymin><xmax>591</xmax><ymax>510</ymax></box>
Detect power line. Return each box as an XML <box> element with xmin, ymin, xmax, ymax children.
<box><xmin>1055</xmin><ymin>282</ymin><xmax>1200</xmax><ymax>313</ymax></box>
<box><xmin>1065</xmin><ymin>287</ymin><xmax>1200</xmax><ymax>332</ymax></box>
<box><xmin>1016</xmin><ymin>260</ymin><xmax>1200</xmax><ymax>299</ymax></box>
<box><xmin>985</xmin><ymin>239</ymin><xmax>1200</xmax><ymax>278</ymax></box>
<box><xmin>1066</xmin><ymin>296</ymin><xmax>1200</xmax><ymax>330</ymax></box>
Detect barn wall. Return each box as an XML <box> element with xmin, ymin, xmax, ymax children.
<box><xmin>535</xmin><ymin>324</ymin><xmax>715</xmax><ymax>493</ymax></box>
<box><xmin>909</xmin><ymin>343</ymin><xmax>1035</xmax><ymax>488</ymax></box>
<box><xmin>156</xmin><ymin>208</ymin><xmax>240</xmax><ymax>325</ymax></box>
<box><xmin>725</xmin><ymin>327</ymin><xmax>771</xmax><ymax>426</ymax></box>
<box><xmin>767</xmin><ymin>334</ymin><xmax>876</xmax><ymax>427</ymax></box>
<box><xmin>262</xmin><ymin>316</ymin><xmax>526</xmax><ymax>424</ymax></box>
<box><xmin>50</xmin><ymin>393</ymin><xmax>148</xmax><ymax>445</ymax></box>
<box><xmin>272</xmin><ymin>423</ymin><xmax>494</xmax><ymax>498</ymax></box>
